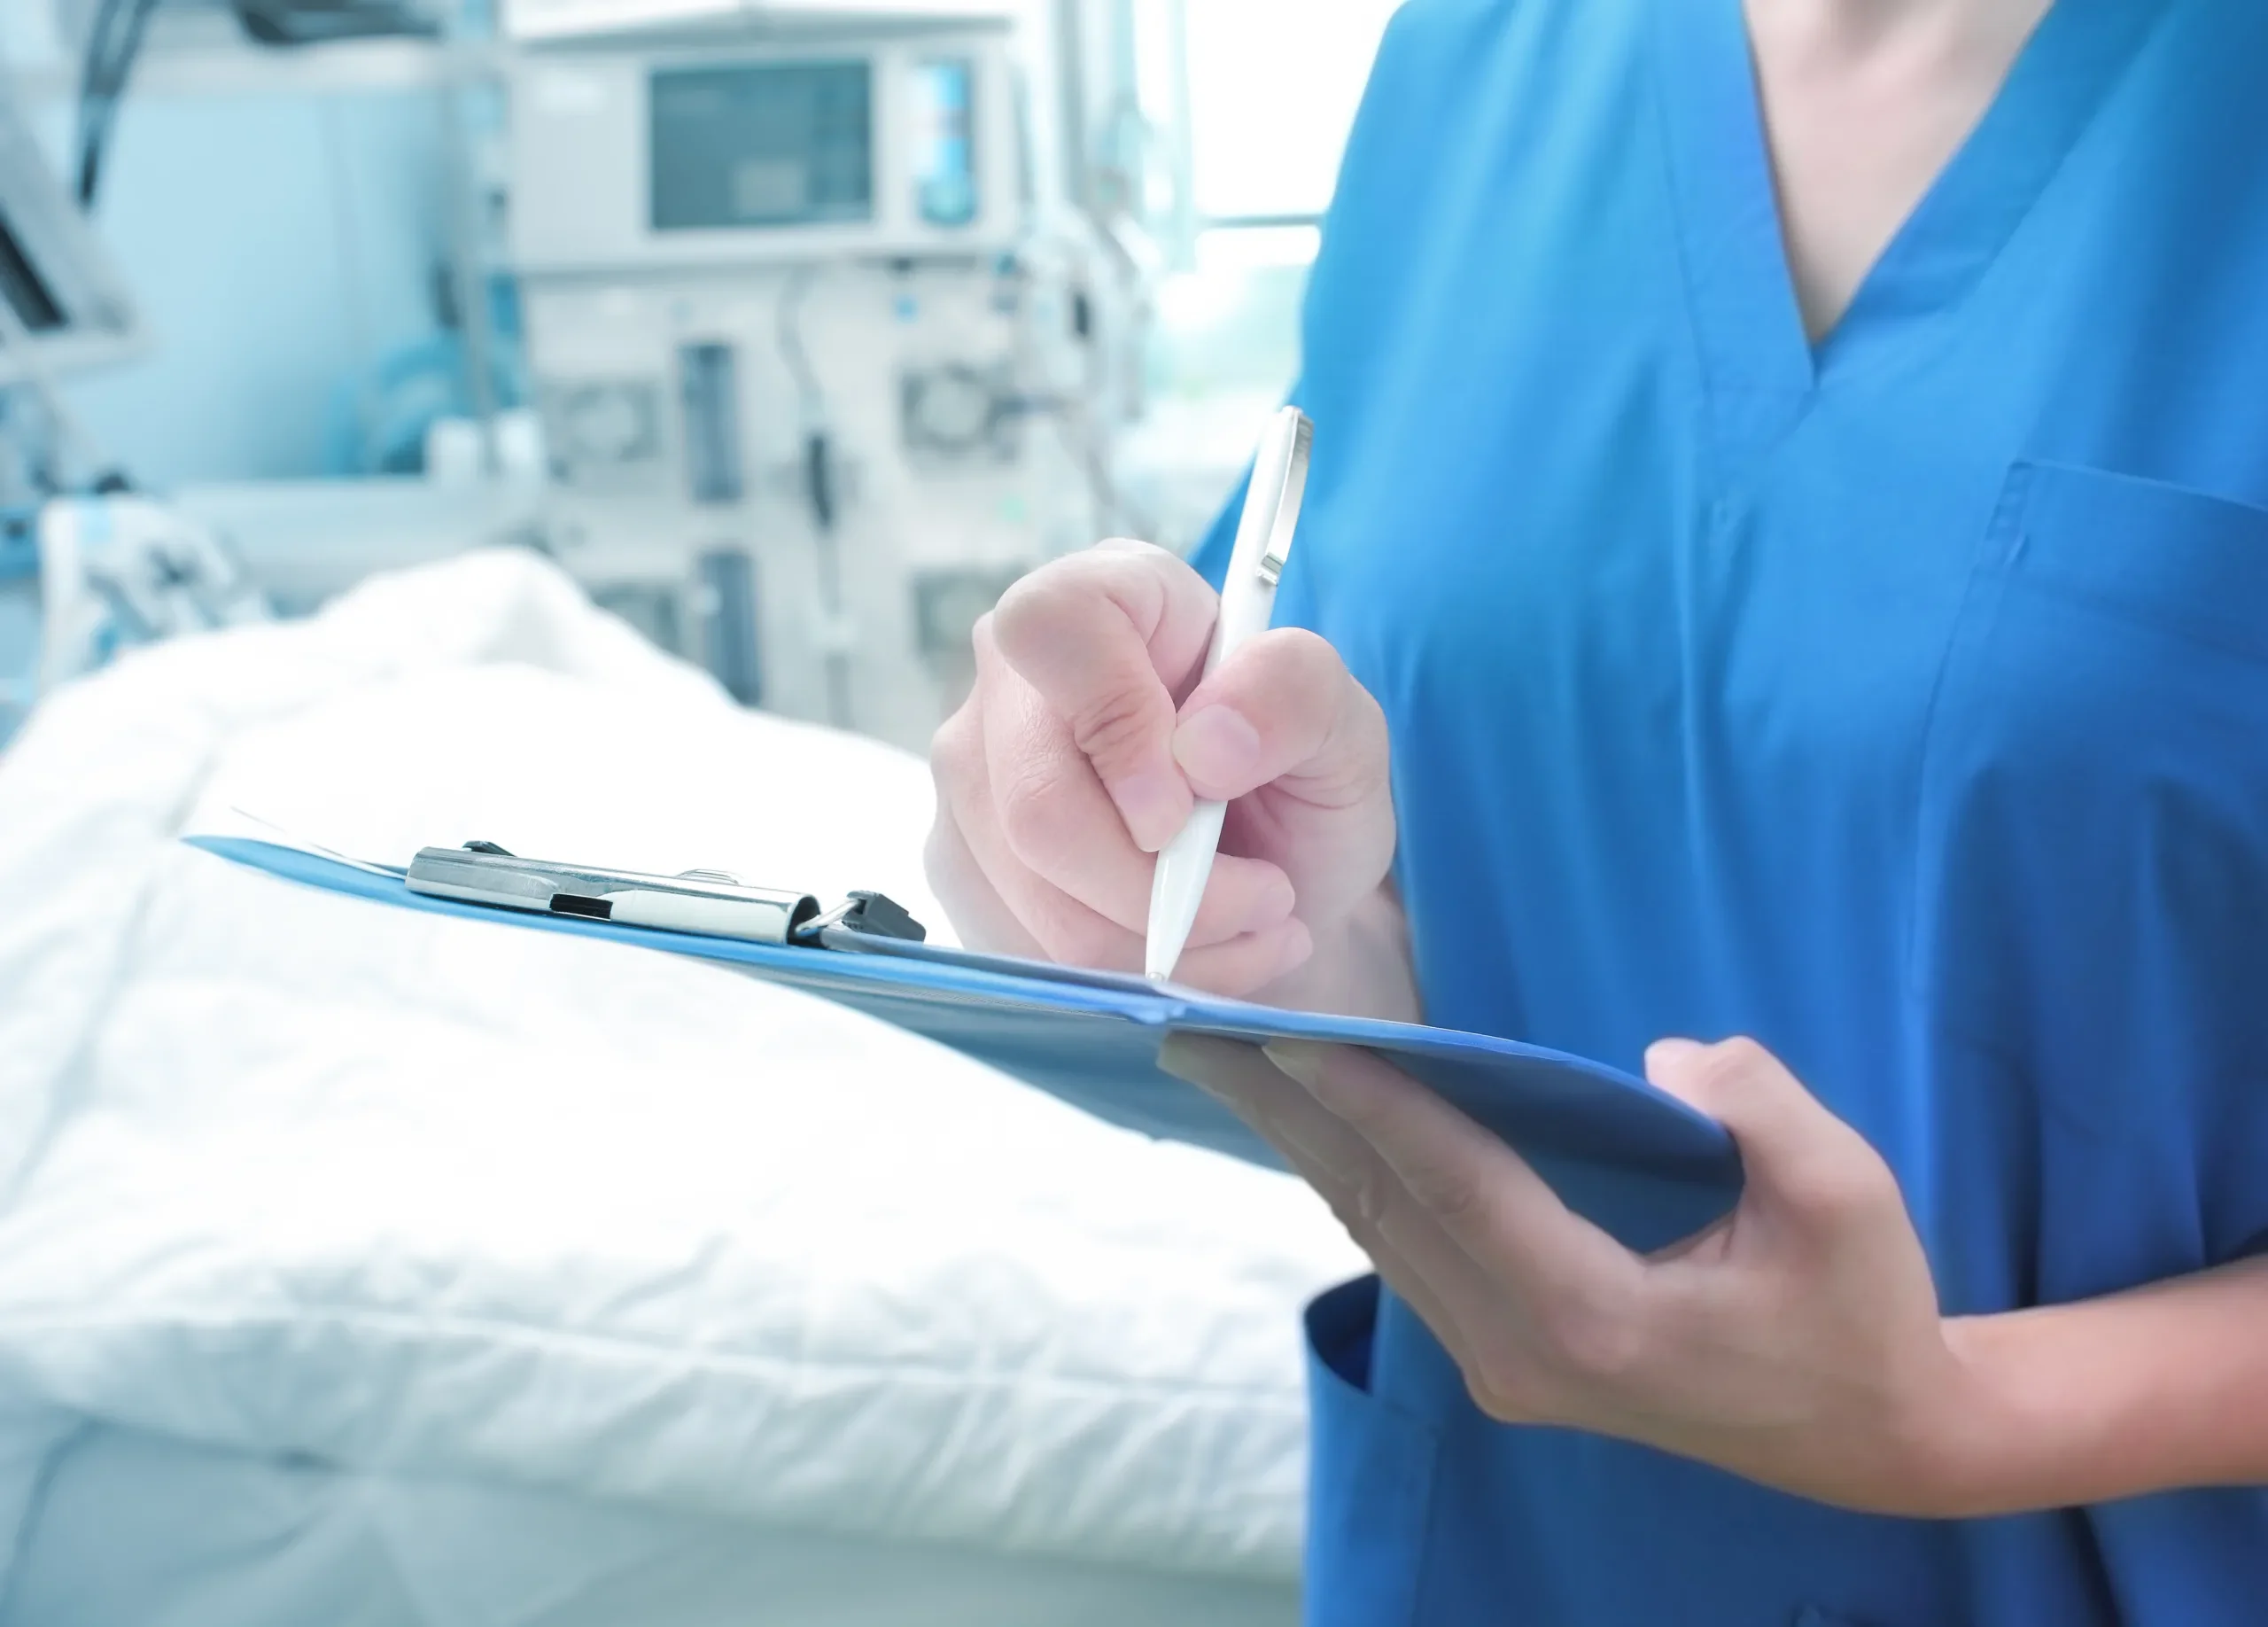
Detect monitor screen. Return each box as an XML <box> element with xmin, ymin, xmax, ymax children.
<box><xmin>649</xmin><ymin>61</ymin><xmax>874</xmax><ymax>232</ymax></box>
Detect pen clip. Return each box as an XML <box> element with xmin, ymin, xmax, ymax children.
<box><xmin>1256</xmin><ymin>409</ymin><xmax>1313</xmax><ymax>588</ymax></box>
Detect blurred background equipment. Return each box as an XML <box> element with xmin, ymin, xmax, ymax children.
<box><xmin>0</xmin><ymin>76</ymin><xmax>152</xmax><ymax>743</ymax></box>
<box><xmin>226</xmin><ymin>0</ymin><xmax>441</xmax><ymax>47</ymax></box>
<box><xmin>0</xmin><ymin>0</ymin><xmax>1401</xmax><ymax>755</ymax></box>
<box><xmin>33</xmin><ymin>490</ymin><xmax>269</xmax><ymax>693</ymax></box>
<box><xmin>507</xmin><ymin>4</ymin><xmax>1134</xmax><ymax>745</ymax></box>
<box><xmin>0</xmin><ymin>72</ymin><xmax>143</xmax><ymax>417</ymax></box>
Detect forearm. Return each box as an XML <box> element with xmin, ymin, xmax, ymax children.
<box><xmin>1256</xmin><ymin>880</ymin><xmax>1422</xmax><ymax>1024</ymax></box>
<box><xmin>1930</xmin><ymin>1256</ymin><xmax>2268</xmax><ymax>1516</ymax></box>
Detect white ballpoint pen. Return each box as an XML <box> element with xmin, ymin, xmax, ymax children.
<box><xmin>1145</xmin><ymin>405</ymin><xmax>1314</xmax><ymax>981</ymax></box>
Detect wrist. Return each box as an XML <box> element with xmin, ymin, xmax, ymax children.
<box><xmin>1889</xmin><ymin>1316</ymin><xmax>2038</xmax><ymax>1519</ymax></box>
<box><xmin>1906</xmin><ymin>1308</ymin><xmax>2122</xmax><ymax>1520</ymax></box>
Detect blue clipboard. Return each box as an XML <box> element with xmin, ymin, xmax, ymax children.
<box><xmin>187</xmin><ymin>836</ymin><xmax>1743</xmax><ymax>1252</ymax></box>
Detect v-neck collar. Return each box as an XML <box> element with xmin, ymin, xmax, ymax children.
<box><xmin>1650</xmin><ymin>0</ymin><xmax>2173</xmax><ymax>479</ymax></box>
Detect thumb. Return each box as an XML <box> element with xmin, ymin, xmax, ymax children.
<box><xmin>1171</xmin><ymin>627</ymin><xmax>1391</xmax><ymax>811</ymax></box>
<box><xmin>1645</xmin><ymin>1037</ymin><xmax>1878</xmax><ymax>1209</ymax></box>
<box><xmin>1169</xmin><ymin>627</ymin><xmax>1397</xmax><ymax>930</ymax></box>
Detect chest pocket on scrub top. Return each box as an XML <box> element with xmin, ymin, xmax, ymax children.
<box><xmin>1907</xmin><ymin>462</ymin><xmax>2268</xmax><ymax>1136</ymax></box>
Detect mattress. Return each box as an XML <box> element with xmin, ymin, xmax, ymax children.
<box><xmin>3</xmin><ymin>1424</ymin><xmax>1298</xmax><ymax>1627</ymax></box>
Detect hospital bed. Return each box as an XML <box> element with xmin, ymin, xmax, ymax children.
<box><xmin>0</xmin><ymin>549</ymin><xmax>1359</xmax><ymax>1625</ymax></box>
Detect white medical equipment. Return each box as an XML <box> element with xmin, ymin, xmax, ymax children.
<box><xmin>507</xmin><ymin>6</ymin><xmax>1143</xmax><ymax>750</ymax></box>
<box><xmin>0</xmin><ymin>74</ymin><xmax>143</xmax><ymax>516</ymax></box>
<box><xmin>0</xmin><ymin>5</ymin><xmax>1153</xmax><ymax>761</ymax></box>
<box><xmin>509</xmin><ymin>27</ymin><xmax>1024</xmax><ymax>269</ymax></box>
<box><xmin>0</xmin><ymin>513</ymin><xmax>35</xmax><ymax>744</ymax></box>
<box><xmin>3</xmin><ymin>485</ymin><xmax>273</xmax><ymax>753</ymax></box>
<box><xmin>33</xmin><ymin>494</ymin><xmax>270</xmax><ymax>691</ymax></box>
<box><xmin>0</xmin><ymin>77</ymin><xmax>144</xmax><ymax>395</ymax></box>
<box><xmin>0</xmin><ymin>80</ymin><xmax>183</xmax><ymax>747</ymax></box>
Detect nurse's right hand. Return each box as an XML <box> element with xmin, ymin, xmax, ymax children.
<box><xmin>926</xmin><ymin>539</ymin><xmax>1399</xmax><ymax>1000</ymax></box>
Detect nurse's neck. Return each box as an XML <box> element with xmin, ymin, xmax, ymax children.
<box><xmin>1744</xmin><ymin>0</ymin><xmax>2054</xmax><ymax>342</ymax></box>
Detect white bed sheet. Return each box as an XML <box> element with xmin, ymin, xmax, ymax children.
<box><xmin>0</xmin><ymin>551</ymin><xmax>1362</xmax><ymax>1606</ymax></box>
<box><xmin>3</xmin><ymin>1425</ymin><xmax>1296</xmax><ymax>1627</ymax></box>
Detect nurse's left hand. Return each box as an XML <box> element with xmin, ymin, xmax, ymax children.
<box><xmin>1159</xmin><ymin>1033</ymin><xmax>1981</xmax><ymax>1516</ymax></box>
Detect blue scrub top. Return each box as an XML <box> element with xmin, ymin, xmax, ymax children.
<box><xmin>1189</xmin><ymin>0</ymin><xmax>2268</xmax><ymax>1621</ymax></box>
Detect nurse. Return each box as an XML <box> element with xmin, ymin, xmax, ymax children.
<box><xmin>927</xmin><ymin>0</ymin><xmax>2268</xmax><ymax>1621</ymax></box>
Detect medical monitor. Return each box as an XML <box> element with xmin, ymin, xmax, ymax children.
<box><xmin>0</xmin><ymin>90</ymin><xmax>144</xmax><ymax>385</ymax></box>
<box><xmin>509</xmin><ymin>27</ymin><xmax>1020</xmax><ymax>271</ymax></box>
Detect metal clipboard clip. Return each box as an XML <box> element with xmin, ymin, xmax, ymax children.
<box><xmin>405</xmin><ymin>841</ymin><xmax>928</xmax><ymax>949</ymax></box>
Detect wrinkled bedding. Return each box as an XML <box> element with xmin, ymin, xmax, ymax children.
<box><xmin>0</xmin><ymin>550</ymin><xmax>1360</xmax><ymax>1596</ymax></box>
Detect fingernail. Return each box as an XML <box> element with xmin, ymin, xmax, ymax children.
<box><xmin>1264</xmin><ymin>915</ymin><xmax>1314</xmax><ymax>976</ymax></box>
<box><xmin>1113</xmin><ymin>768</ymin><xmax>1191</xmax><ymax>852</ymax></box>
<box><xmin>1158</xmin><ymin>1034</ymin><xmax>1250</xmax><ymax>1107</ymax></box>
<box><xmin>1645</xmin><ymin>1038</ymin><xmax>1705</xmax><ymax>1072</ymax></box>
<box><xmin>1262</xmin><ymin>1039</ymin><xmax>1331</xmax><ymax>1090</ymax></box>
<box><xmin>1173</xmin><ymin>705</ymin><xmax>1262</xmax><ymax>790</ymax></box>
<box><xmin>1239</xmin><ymin>874</ymin><xmax>1298</xmax><ymax>935</ymax></box>
<box><xmin>1157</xmin><ymin>1033</ymin><xmax>1210</xmax><ymax>1086</ymax></box>
<box><xmin>1268</xmin><ymin>1040</ymin><xmax>1371</xmax><ymax>1123</ymax></box>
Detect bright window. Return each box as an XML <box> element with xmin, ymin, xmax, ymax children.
<box><xmin>1178</xmin><ymin>0</ymin><xmax>1402</xmax><ymax>222</ymax></box>
<box><xmin>1114</xmin><ymin>0</ymin><xmax>1408</xmax><ymax>534</ymax></box>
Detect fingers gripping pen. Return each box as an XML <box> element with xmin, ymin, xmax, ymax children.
<box><xmin>1144</xmin><ymin>406</ymin><xmax>1314</xmax><ymax>981</ymax></box>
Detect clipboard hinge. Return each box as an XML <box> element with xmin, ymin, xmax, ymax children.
<box><xmin>796</xmin><ymin>891</ymin><xmax>928</xmax><ymax>946</ymax></box>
